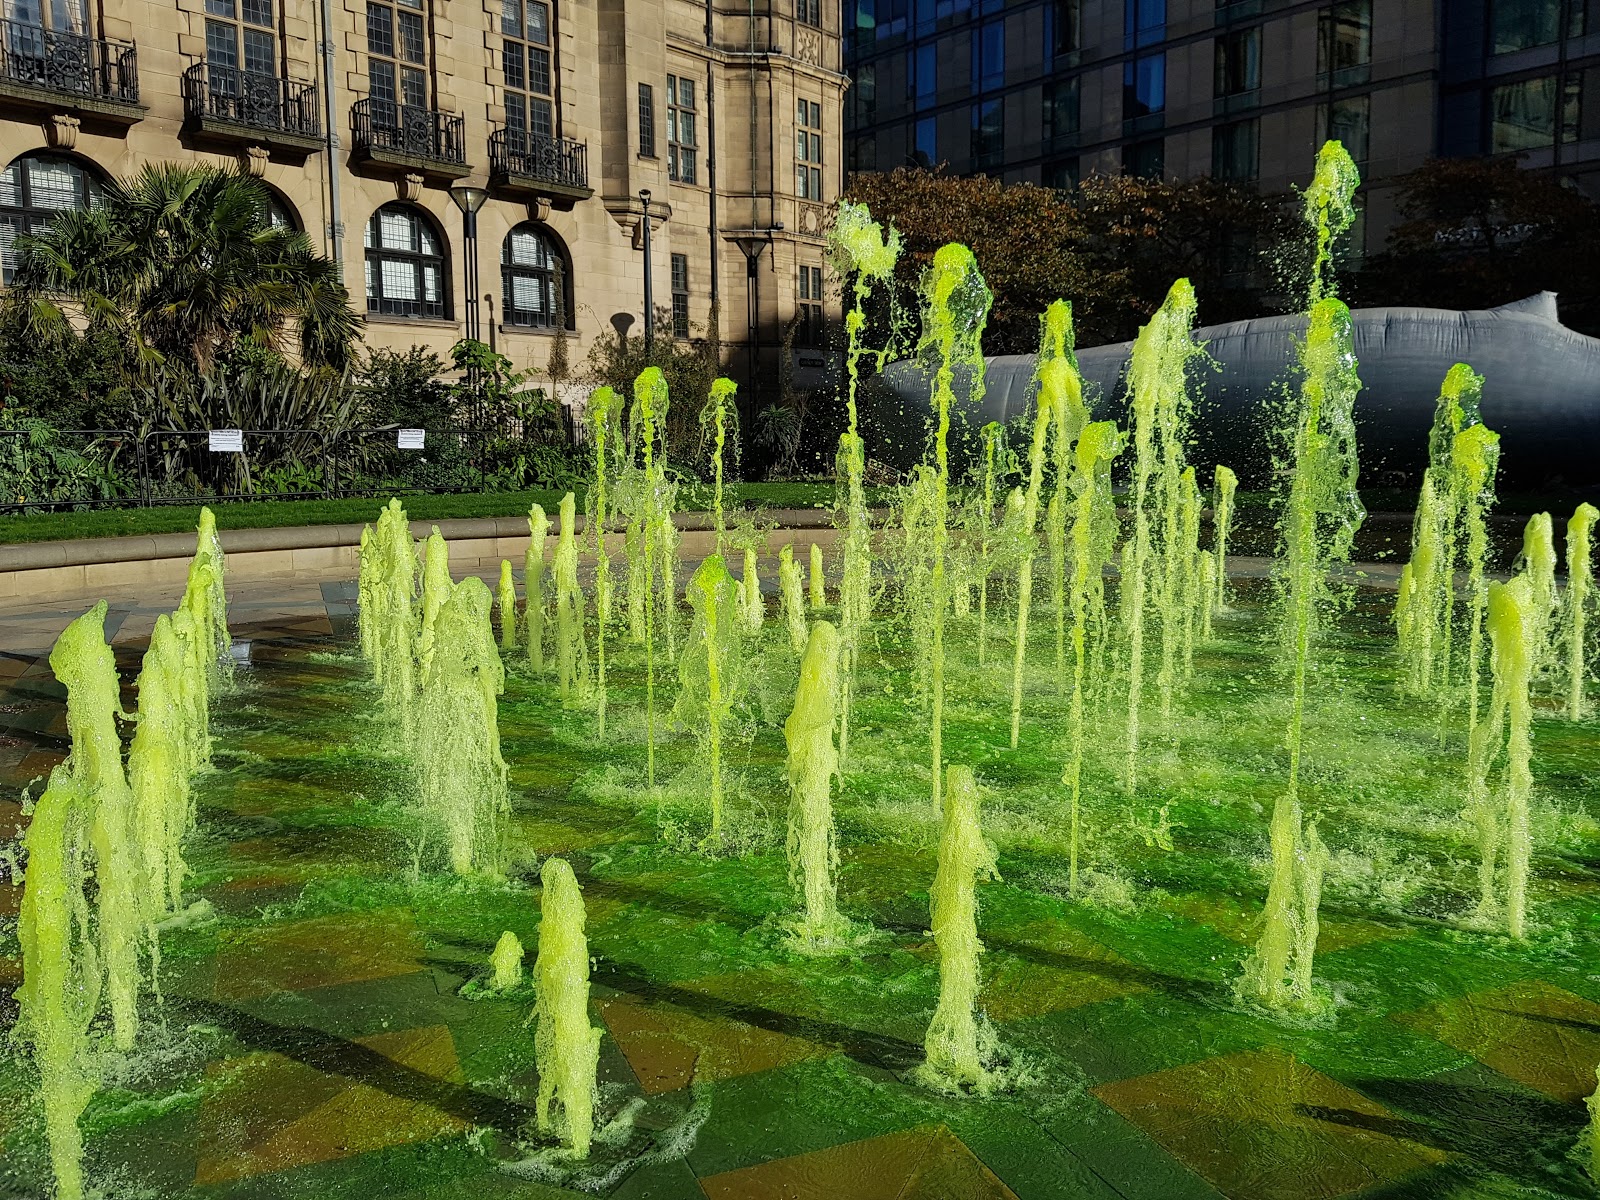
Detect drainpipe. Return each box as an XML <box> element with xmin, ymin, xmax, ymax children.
<box><xmin>318</xmin><ymin>0</ymin><xmax>343</xmax><ymax>266</ymax></box>
<box><xmin>706</xmin><ymin>0</ymin><xmax>719</xmax><ymax>333</ymax></box>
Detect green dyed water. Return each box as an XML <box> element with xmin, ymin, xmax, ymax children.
<box><xmin>533</xmin><ymin>857</ymin><xmax>601</xmax><ymax>1157</ymax></box>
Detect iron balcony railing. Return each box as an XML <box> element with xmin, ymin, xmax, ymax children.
<box><xmin>351</xmin><ymin>97</ymin><xmax>465</xmax><ymax>165</ymax></box>
<box><xmin>0</xmin><ymin>17</ymin><xmax>138</xmax><ymax>104</ymax></box>
<box><xmin>181</xmin><ymin>61</ymin><xmax>319</xmax><ymax>137</ymax></box>
<box><xmin>489</xmin><ymin>128</ymin><xmax>588</xmax><ymax>191</ymax></box>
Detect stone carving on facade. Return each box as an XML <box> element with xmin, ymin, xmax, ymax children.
<box><xmin>241</xmin><ymin>146</ymin><xmax>270</xmax><ymax>178</ymax></box>
<box><xmin>43</xmin><ymin>114</ymin><xmax>80</xmax><ymax>150</ymax></box>
<box><xmin>397</xmin><ymin>173</ymin><xmax>424</xmax><ymax>201</ymax></box>
<box><xmin>795</xmin><ymin>28</ymin><xmax>822</xmax><ymax>66</ymax></box>
<box><xmin>530</xmin><ymin>195</ymin><xmax>552</xmax><ymax>222</ymax></box>
<box><xmin>799</xmin><ymin>204</ymin><xmax>825</xmax><ymax>237</ymax></box>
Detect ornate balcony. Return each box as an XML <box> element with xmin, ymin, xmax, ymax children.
<box><xmin>0</xmin><ymin>17</ymin><xmax>141</xmax><ymax>123</ymax></box>
<box><xmin>489</xmin><ymin>128</ymin><xmax>591</xmax><ymax>207</ymax></box>
<box><xmin>181</xmin><ymin>62</ymin><xmax>321</xmax><ymax>154</ymax></box>
<box><xmin>350</xmin><ymin>97</ymin><xmax>469</xmax><ymax>181</ymax></box>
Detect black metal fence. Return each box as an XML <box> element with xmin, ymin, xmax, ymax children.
<box><xmin>0</xmin><ymin>426</ymin><xmax>524</xmax><ymax>514</ymax></box>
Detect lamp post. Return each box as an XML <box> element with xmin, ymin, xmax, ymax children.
<box><xmin>734</xmin><ymin>232</ymin><xmax>772</xmax><ymax>418</ymax></box>
<box><xmin>639</xmin><ymin>188</ymin><xmax>654</xmax><ymax>353</ymax></box>
<box><xmin>449</xmin><ymin>183</ymin><xmax>489</xmax><ymax>344</ymax></box>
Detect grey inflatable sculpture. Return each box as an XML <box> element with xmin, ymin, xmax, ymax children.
<box><xmin>866</xmin><ymin>293</ymin><xmax>1599</xmax><ymax>489</ymax></box>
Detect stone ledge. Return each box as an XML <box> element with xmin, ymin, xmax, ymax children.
<box><xmin>0</xmin><ymin>508</ymin><xmax>845</xmax><ymax>572</ymax></box>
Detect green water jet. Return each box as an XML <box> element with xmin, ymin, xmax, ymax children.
<box><xmin>631</xmin><ymin>367</ymin><xmax>678</xmax><ymax>785</ymax></box>
<box><xmin>1041</xmin><ymin>301</ymin><xmax>1089</xmax><ymax>689</ymax></box>
<box><xmin>680</xmin><ymin>554</ymin><xmax>739</xmax><ymax>839</ymax></box>
<box><xmin>417</xmin><ymin>576</ymin><xmax>508</xmax><ymax>874</ymax></box>
<box><xmin>527</xmin><ymin>503</ymin><xmax>550</xmax><ymax>672</ymax></box>
<box><xmin>533</xmin><ymin>857</ymin><xmax>602</xmax><ymax>1157</ymax></box>
<box><xmin>1213</xmin><ymin>465</ymin><xmax>1237</xmax><ymax>611</ymax></box>
<box><xmin>362</xmin><ymin>500</ymin><xmax>418</xmax><ymax>719</ymax></box>
<box><xmin>128</xmin><ymin>614</ymin><xmax>195</xmax><ymax>915</ymax></box>
<box><xmin>417</xmin><ymin>527</ymin><xmax>452</xmax><ymax>682</ymax></box>
<box><xmin>918</xmin><ymin>243</ymin><xmax>992</xmax><ymax>811</ymax></box>
<box><xmin>809</xmin><ymin>541</ymin><xmax>825</xmax><ymax>609</ymax></box>
<box><xmin>701</xmin><ymin>377</ymin><xmax>738</xmax><ymax>555</ymax></box>
<box><xmin>784</xmin><ymin>620</ymin><xmax>848</xmax><ymax>950</ymax></box>
<box><xmin>974</xmin><ymin>422</ymin><xmax>1007</xmax><ymax>667</ymax></box>
<box><xmin>1064</xmin><ymin>421</ymin><xmax>1124</xmax><ymax>893</ymax></box>
<box><xmin>1518</xmin><ymin>512</ymin><xmax>1559</xmax><ymax>683</ymax></box>
<box><xmin>1119</xmin><ymin>277</ymin><xmax>1201</xmax><ymax>793</ymax></box>
<box><xmin>741</xmin><ymin>546</ymin><xmax>764</xmax><ymax>634</ymax></box>
<box><xmin>588</xmin><ymin>386</ymin><xmax>623</xmax><ymax>735</ymax></box>
<box><xmin>553</xmin><ymin>492</ymin><xmax>588</xmax><ymax>702</ymax></box>
<box><xmin>1453</xmin><ymin>420</ymin><xmax>1501</xmax><ymax>748</ymax></box>
<box><xmin>780</xmin><ymin>543</ymin><xmax>807</xmax><ymax>652</ymax></box>
<box><xmin>829</xmin><ymin>202</ymin><xmax>901</xmax><ymax>765</ymax></box>
<box><xmin>919</xmin><ymin>764</ymin><xmax>1000</xmax><ymax>1094</ymax></box>
<box><xmin>498</xmin><ymin>559</ymin><xmax>517</xmax><ymax>650</ymax></box>
<box><xmin>490</xmin><ymin>930</ymin><xmax>524</xmax><ymax>991</ymax></box>
<box><xmin>1568</xmin><ymin>503</ymin><xmax>1598</xmax><ymax>719</ymax></box>
<box><xmin>1178</xmin><ymin>465</ymin><xmax>1203</xmax><ymax>677</ymax></box>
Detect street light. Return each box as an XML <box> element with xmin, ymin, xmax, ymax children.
<box><xmin>449</xmin><ymin>183</ymin><xmax>489</xmax><ymax>345</ymax></box>
<box><xmin>734</xmin><ymin>232</ymin><xmax>773</xmax><ymax>417</ymax></box>
<box><xmin>639</xmin><ymin>188</ymin><xmax>654</xmax><ymax>353</ymax></box>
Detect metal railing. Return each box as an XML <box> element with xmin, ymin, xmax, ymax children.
<box><xmin>489</xmin><ymin>128</ymin><xmax>588</xmax><ymax>190</ymax></box>
<box><xmin>0</xmin><ymin>17</ymin><xmax>138</xmax><ymax>104</ymax></box>
<box><xmin>181</xmin><ymin>61</ymin><xmax>319</xmax><ymax>137</ymax></box>
<box><xmin>0</xmin><ymin>424</ymin><xmax>586</xmax><ymax>514</ymax></box>
<box><xmin>352</xmin><ymin>97</ymin><xmax>465</xmax><ymax>165</ymax></box>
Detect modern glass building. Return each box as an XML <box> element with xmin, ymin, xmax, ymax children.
<box><xmin>843</xmin><ymin>0</ymin><xmax>1600</xmax><ymax>254</ymax></box>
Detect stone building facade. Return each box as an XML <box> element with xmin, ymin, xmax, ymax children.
<box><xmin>0</xmin><ymin>0</ymin><xmax>846</xmax><ymax>400</ymax></box>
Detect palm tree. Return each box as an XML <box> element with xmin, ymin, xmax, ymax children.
<box><xmin>5</xmin><ymin>163</ymin><xmax>359</xmax><ymax>374</ymax></box>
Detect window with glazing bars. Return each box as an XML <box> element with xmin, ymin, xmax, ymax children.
<box><xmin>670</xmin><ymin>253</ymin><xmax>690</xmax><ymax>338</ymax></box>
<box><xmin>667</xmin><ymin>74</ymin><xmax>697</xmax><ymax>182</ymax></box>
<box><xmin>798</xmin><ymin>0</ymin><xmax>821</xmax><ymax>27</ymax></box>
<box><xmin>364</xmin><ymin>203</ymin><xmax>447</xmax><ymax>319</ymax></box>
<box><xmin>502</xmin><ymin>0</ymin><xmax>553</xmax><ymax>139</ymax></box>
<box><xmin>207</xmin><ymin>0</ymin><xmax>276</xmax><ymax>80</ymax></box>
<box><xmin>367</xmin><ymin>0</ymin><xmax>427</xmax><ymax>121</ymax></box>
<box><xmin>796</xmin><ymin>99</ymin><xmax>823</xmax><ymax>198</ymax></box>
<box><xmin>638</xmin><ymin>82</ymin><xmax>656</xmax><ymax>155</ymax></box>
<box><xmin>798</xmin><ymin>263</ymin><xmax>823</xmax><ymax>346</ymax></box>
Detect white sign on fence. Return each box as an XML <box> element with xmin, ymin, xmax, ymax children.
<box><xmin>397</xmin><ymin>428</ymin><xmax>426</xmax><ymax>449</ymax></box>
<box><xmin>208</xmin><ymin>429</ymin><xmax>244</xmax><ymax>453</ymax></box>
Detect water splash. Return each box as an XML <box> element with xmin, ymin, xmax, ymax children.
<box><xmin>491</xmin><ymin>930</ymin><xmax>524</xmax><ymax>991</ymax></box>
<box><xmin>780</xmin><ymin>543</ymin><xmax>807</xmax><ymax>652</ymax></box>
<box><xmin>1178</xmin><ymin>465</ymin><xmax>1203</xmax><ymax>678</ymax></box>
<box><xmin>417</xmin><ymin>576</ymin><xmax>508</xmax><ymax>874</ymax></box>
<box><xmin>630</xmin><ymin>367</ymin><xmax>678</xmax><ymax>785</ymax></box>
<box><xmin>128</xmin><ymin>614</ymin><xmax>195</xmax><ymax>915</ymax></box>
<box><xmin>1064</xmin><ymin>421</ymin><xmax>1124</xmax><ymax>893</ymax></box>
<box><xmin>679</xmin><ymin>554</ymin><xmax>739</xmax><ymax>839</ymax></box>
<box><xmin>1468</xmin><ymin>575</ymin><xmax>1537</xmax><ymax>937</ymax></box>
<box><xmin>809</xmin><ymin>542</ymin><xmax>825</xmax><ymax>609</ymax></box>
<box><xmin>1567</xmin><ymin>503</ymin><xmax>1598</xmax><ymax>719</ymax></box>
<box><xmin>417</xmin><ymin>528</ymin><xmax>452</xmax><ymax>682</ymax></box>
<box><xmin>1453</xmin><ymin>420</ymin><xmax>1501</xmax><ymax>749</ymax></box>
<box><xmin>784</xmin><ymin>620</ymin><xmax>849</xmax><ymax>950</ymax></box>
<box><xmin>533</xmin><ymin>857</ymin><xmax>602</xmax><ymax>1157</ymax></box>
<box><xmin>1517</xmin><ymin>512</ymin><xmax>1559</xmax><ymax>684</ymax></box>
<box><xmin>526</xmin><ymin>502</ymin><xmax>550</xmax><ymax>673</ymax></box>
<box><xmin>741</xmin><ymin>546</ymin><xmax>764</xmax><ymax>635</ymax></box>
<box><xmin>1119</xmin><ymin>278</ymin><xmax>1201</xmax><ymax>794</ymax></box>
<box><xmin>1303</xmin><ymin>140</ymin><xmax>1361</xmax><ymax>305</ymax></box>
<box><xmin>588</xmin><ymin>387</ymin><xmax>624</xmax><ymax>735</ymax></box>
<box><xmin>1040</xmin><ymin>301</ymin><xmax>1090</xmax><ymax>689</ymax></box>
<box><xmin>918</xmin><ymin>764</ymin><xmax>1000</xmax><ymax>1093</ymax></box>
<box><xmin>974</xmin><ymin>422</ymin><xmax>1007</xmax><ymax>667</ymax></box>
<box><xmin>917</xmin><ymin>243</ymin><xmax>992</xmax><ymax>811</ymax></box>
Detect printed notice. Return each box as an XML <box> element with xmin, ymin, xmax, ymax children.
<box><xmin>208</xmin><ymin>429</ymin><xmax>244</xmax><ymax>453</ymax></box>
<box><xmin>398</xmin><ymin>428</ymin><xmax>426</xmax><ymax>449</ymax></box>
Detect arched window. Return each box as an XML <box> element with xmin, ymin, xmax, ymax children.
<box><xmin>0</xmin><ymin>153</ymin><xmax>101</xmax><ymax>283</ymax></box>
<box><xmin>264</xmin><ymin>190</ymin><xmax>299</xmax><ymax>231</ymax></box>
<box><xmin>501</xmin><ymin>222</ymin><xmax>569</xmax><ymax>329</ymax></box>
<box><xmin>364</xmin><ymin>202</ymin><xmax>448</xmax><ymax>319</ymax></box>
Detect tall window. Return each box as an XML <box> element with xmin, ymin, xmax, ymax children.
<box><xmin>1212</xmin><ymin>119</ymin><xmax>1257</xmax><ymax>180</ymax></box>
<box><xmin>502</xmin><ymin>0</ymin><xmax>553</xmax><ymax>140</ymax></box>
<box><xmin>667</xmin><ymin>74</ymin><xmax>698</xmax><ymax>183</ymax></box>
<box><xmin>914</xmin><ymin>115</ymin><xmax>935</xmax><ymax>165</ymax></box>
<box><xmin>796</xmin><ymin>99</ymin><xmax>823</xmax><ymax>198</ymax></box>
<box><xmin>364</xmin><ymin>203</ymin><xmax>446</xmax><ymax>319</ymax></box>
<box><xmin>1491</xmin><ymin>75</ymin><xmax>1580</xmax><ymax>153</ymax></box>
<box><xmin>1047</xmin><ymin>0</ymin><xmax>1079</xmax><ymax>60</ymax></box>
<box><xmin>850</xmin><ymin>62</ymin><xmax>875</xmax><ymax>126</ymax></box>
<box><xmin>798</xmin><ymin>264</ymin><xmax>823</xmax><ymax>347</ymax></box>
<box><xmin>0</xmin><ymin>154</ymin><xmax>99</xmax><ymax>283</ymax></box>
<box><xmin>9</xmin><ymin>0</ymin><xmax>87</xmax><ymax>33</ymax></box>
<box><xmin>638</xmin><ymin>83</ymin><xmax>656</xmax><ymax>155</ymax></box>
<box><xmin>797</xmin><ymin>0</ymin><xmax>821</xmax><ymax>27</ymax></box>
<box><xmin>1124</xmin><ymin>53</ymin><xmax>1165</xmax><ymax>119</ymax></box>
<box><xmin>1214</xmin><ymin>27</ymin><xmax>1259</xmax><ymax>98</ymax></box>
<box><xmin>972</xmin><ymin>20</ymin><xmax>1003</xmax><ymax>93</ymax></box>
<box><xmin>1318</xmin><ymin>95</ymin><xmax>1370</xmax><ymax>164</ymax></box>
<box><xmin>1124</xmin><ymin>0</ymin><xmax>1164</xmax><ymax>48</ymax></box>
<box><xmin>970</xmin><ymin>99</ymin><xmax>1002</xmax><ymax>166</ymax></box>
<box><xmin>1489</xmin><ymin>0</ymin><xmax>1575</xmax><ymax>53</ymax></box>
<box><xmin>1317</xmin><ymin>0</ymin><xmax>1371</xmax><ymax>86</ymax></box>
<box><xmin>910</xmin><ymin>43</ymin><xmax>934</xmax><ymax>109</ymax></box>
<box><xmin>207</xmin><ymin>0</ymin><xmax>276</xmax><ymax>78</ymax></box>
<box><xmin>1123</xmin><ymin>138</ymin><xmax>1163</xmax><ymax>178</ymax></box>
<box><xmin>367</xmin><ymin>0</ymin><xmax>427</xmax><ymax>119</ymax></box>
<box><xmin>671</xmin><ymin>253</ymin><xmax>690</xmax><ymax>339</ymax></box>
<box><xmin>502</xmin><ymin>223</ymin><xmax>567</xmax><ymax>328</ymax></box>
<box><xmin>1044</xmin><ymin>77</ymin><xmax>1079</xmax><ymax>145</ymax></box>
